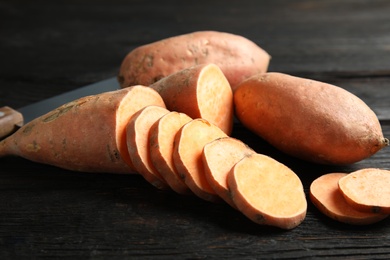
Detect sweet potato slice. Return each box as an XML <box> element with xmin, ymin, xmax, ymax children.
<box><xmin>126</xmin><ymin>105</ymin><xmax>170</xmax><ymax>189</ymax></box>
<box><xmin>202</xmin><ymin>137</ymin><xmax>255</xmax><ymax>208</ymax></box>
<box><xmin>338</xmin><ymin>168</ymin><xmax>390</xmax><ymax>214</ymax></box>
<box><xmin>227</xmin><ymin>153</ymin><xmax>307</xmax><ymax>229</ymax></box>
<box><xmin>173</xmin><ymin>118</ymin><xmax>228</xmax><ymax>202</ymax></box>
<box><xmin>310</xmin><ymin>173</ymin><xmax>388</xmax><ymax>225</ymax></box>
<box><xmin>149</xmin><ymin>63</ymin><xmax>234</xmax><ymax>135</ymax></box>
<box><xmin>0</xmin><ymin>86</ymin><xmax>165</xmax><ymax>173</ymax></box>
<box><xmin>149</xmin><ymin>111</ymin><xmax>193</xmax><ymax>195</ymax></box>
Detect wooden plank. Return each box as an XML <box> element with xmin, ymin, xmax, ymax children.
<box><xmin>1</xmin><ymin>0</ymin><xmax>390</xmax><ymax>109</ymax></box>
<box><xmin>1</xmin><ymin>0</ymin><xmax>390</xmax><ymax>258</ymax></box>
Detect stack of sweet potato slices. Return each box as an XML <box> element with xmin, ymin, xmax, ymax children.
<box><xmin>310</xmin><ymin>169</ymin><xmax>390</xmax><ymax>225</ymax></box>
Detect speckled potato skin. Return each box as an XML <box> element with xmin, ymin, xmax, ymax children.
<box><xmin>234</xmin><ymin>72</ymin><xmax>389</xmax><ymax>165</ymax></box>
<box><xmin>118</xmin><ymin>31</ymin><xmax>271</xmax><ymax>90</ymax></box>
<box><xmin>0</xmin><ymin>86</ymin><xmax>166</xmax><ymax>173</ymax></box>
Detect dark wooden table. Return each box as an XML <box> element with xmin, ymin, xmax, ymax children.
<box><xmin>1</xmin><ymin>0</ymin><xmax>390</xmax><ymax>258</ymax></box>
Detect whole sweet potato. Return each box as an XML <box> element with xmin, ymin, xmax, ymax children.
<box><xmin>118</xmin><ymin>31</ymin><xmax>271</xmax><ymax>90</ymax></box>
<box><xmin>234</xmin><ymin>72</ymin><xmax>389</xmax><ymax>165</ymax></box>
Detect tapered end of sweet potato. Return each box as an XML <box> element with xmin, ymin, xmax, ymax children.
<box><xmin>0</xmin><ymin>135</ymin><xmax>16</xmax><ymax>158</ymax></box>
<box><xmin>234</xmin><ymin>72</ymin><xmax>388</xmax><ymax>165</ymax></box>
<box><xmin>0</xmin><ymin>86</ymin><xmax>166</xmax><ymax>174</ymax></box>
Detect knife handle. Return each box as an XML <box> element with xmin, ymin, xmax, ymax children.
<box><xmin>0</xmin><ymin>106</ymin><xmax>24</xmax><ymax>139</ymax></box>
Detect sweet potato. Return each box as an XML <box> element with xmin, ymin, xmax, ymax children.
<box><xmin>338</xmin><ymin>168</ymin><xmax>390</xmax><ymax>214</ymax></box>
<box><xmin>310</xmin><ymin>173</ymin><xmax>388</xmax><ymax>225</ymax></box>
<box><xmin>202</xmin><ymin>137</ymin><xmax>255</xmax><ymax>208</ymax></box>
<box><xmin>149</xmin><ymin>111</ymin><xmax>193</xmax><ymax>195</ymax></box>
<box><xmin>118</xmin><ymin>30</ymin><xmax>271</xmax><ymax>90</ymax></box>
<box><xmin>234</xmin><ymin>72</ymin><xmax>389</xmax><ymax>165</ymax></box>
<box><xmin>149</xmin><ymin>63</ymin><xmax>233</xmax><ymax>135</ymax></box>
<box><xmin>0</xmin><ymin>86</ymin><xmax>166</xmax><ymax>173</ymax></box>
<box><xmin>173</xmin><ymin>118</ymin><xmax>228</xmax><ymax>202</ymax></box>
<box><xmin>227</xmin><ymin>153</ymin><xmax>307</xmax><ymax>230</ymax></box>
<box><xmin>126</xmin><ymin>105</ymin><xmax>170</xmax><ymax>189</ymax></box>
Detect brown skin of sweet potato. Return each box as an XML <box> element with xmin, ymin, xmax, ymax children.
<box><xmin>0</xmin><ymin>86</ymin><xmax>166</xmax><ymax>173</ymax></box>
<box><xmin>234</xmin><ymin>72</ymin><xmax>389</xmax><ymax>165</ymax></box>
<box><xmin>118</xmin><ymin>31</ymin><xmax>271</xmax><ymax>91</ymax></box>
<box><xmin>149</xmin><ymin>63</ymin><xmax>234</xmax><ymax>135</ymax></box>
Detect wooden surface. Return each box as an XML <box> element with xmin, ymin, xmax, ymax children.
<box><xmin>1</xmin><ymin>0</ymin><xmax>390</xmax><ymax>258</ymax></box>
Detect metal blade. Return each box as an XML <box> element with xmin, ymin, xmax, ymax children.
<box><xmin>19</xmin><ymin>77</ymin><xmax>119</xmax><ymax>123</ymax></box>
<box><xmin>0</xmin><ymin>77</ymin><xmax>119</xmax><ymax>139</ymax></box>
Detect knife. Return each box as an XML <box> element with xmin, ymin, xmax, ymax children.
<box><xmin>0</xmin><ymin>77</ymin><xmax>120</xmax><ymax>139</ymax></box>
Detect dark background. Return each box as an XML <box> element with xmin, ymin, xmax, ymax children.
<box><xmin>1</xmin><ymin>0</ymin><xmax>390</xmax><ymax>258</ymax></box>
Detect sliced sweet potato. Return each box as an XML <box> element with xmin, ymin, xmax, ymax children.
<box><xmin>149</xmin><ymin>63</ymin><xmax>233</xmax><ymax>135</ymax></box>
<box><xmin>118</xmin><ymin>30</ymin><xmax>271</xmax><ymax>90</ymax></box>
<box><xmin>126</xmin><ymin>105</ymin><xmax>170</xmax><ymax>189</ymax></box>
<box><xmin>173</xmin><ymin>118</ymin><xmax>228</xmax><ymax>202</ymax></box>
<box><xmin>149</xmin><ymin>111</ymin><xmax>193</xmax><ymax>195</ymax></box>
<box><xmin>234</xmin><ymin>72</ymin><xmax>389</xmax><ymax>165</ymax></box>
<box><xmin>338</xmin><ymin>168</ymin><xmax>390</xmax><ymax>214</ymax></box>
<box><xmin>227</xmin><ymin>153</ymin><xmax>307</xmax><ymax>229</ymax></box>
<box><xmin>202</xmin><ymin>137</ymin><xmax>255</xmax><ymax>208</ymax></box>
<box><xmin>310</xmin><ymin>173</ymin><xmax>388</xmax><ymax>225</ymax></box>
<box><xmin>0</xmin><ymin>86</ymin><xmax>165</xmax><ymax>173</ymax></box>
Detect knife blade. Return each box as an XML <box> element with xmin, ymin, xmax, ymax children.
<box><xmin>0</xmin><ymin>77</ymin><xmax>120</xmax><ymax>139</ymax></box>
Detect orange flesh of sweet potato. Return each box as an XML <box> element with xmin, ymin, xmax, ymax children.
<box><xmin>338</xmin><ymin>168</ymin><xmax>390</xmax><ymax>214</ymax></box>
<box><xmin>310</xmin><ymin>173</ymin><xmax>388</xmax><ymax>225</ymax></box>
<box><xmin>202</xmin><ymin>137</ymin><xmax>255</xmax><ymax>208</ymax></box>
<box><xmin>116</xmin><ymin>86</ymin><xmax>166</xmax><ymax>171</ymax></box>
<box><xmin>234</xmin><ymin>72</ymin><xmax>389</xmax><ymax>165</ymax></box>
<box><xmin>227</xmin><ymin>153</ymin><xmax>307</xmax><ymax>230</ymax></box>
<box><xmin>173</xmin><ymin>118</ymin><xmax>228</xmax><ymax>202</ymax></box>
<box><xmin>0</xmin><ymin>86</ymin><xmax>165</xmax><ymax>173</ymax></box>
<box><xmin>118</xmin><ymin>30</ymin><xmax>271</xmax><ymax>90</ymax></box>
<box><xmin>150</xmin><ymin>63</ymin><xmax>234</xmax><ymax>135</ymax></box>
<box><xmin>126</xmin><ymin>105</ymin><xmax>170</xmax><ymax>189</ymax></box>
<box><xmin>149</xmin><ymin>111</ymin><xmax>193</xmax><ymax>195</ymax></box>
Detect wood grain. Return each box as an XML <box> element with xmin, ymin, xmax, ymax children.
<box><xmin>1</xmin><ymin>0</ymin><xmax>390</xmax><ymax>258</ymax></box>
